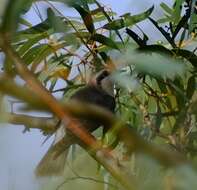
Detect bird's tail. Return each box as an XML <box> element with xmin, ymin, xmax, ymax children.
<box><xmin>35</xmin><ymin>124</ymin><xmax>71</xmax><ymax>177</ymax></box>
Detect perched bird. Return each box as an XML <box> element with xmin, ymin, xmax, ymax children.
<box><xmin>36</xmin><ymin>70</ymin><xmax>115</xmax><ymax>177</ymax></box>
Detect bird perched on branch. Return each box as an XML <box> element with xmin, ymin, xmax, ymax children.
<box><xmin>36</xmin><ymin>70</ymin><xmax>115</xmax><ymax>177</ymax></box>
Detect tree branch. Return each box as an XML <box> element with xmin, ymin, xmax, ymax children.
<box><xmin>1</xmin><ymin>112</ymin><xmax>58</xmax><ymax>133</ymax></box>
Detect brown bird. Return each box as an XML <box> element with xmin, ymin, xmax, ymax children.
<box><xmin>36</xmin><ymin>70</ymin><xmax>115</xmax><ymax>176</ymax></box>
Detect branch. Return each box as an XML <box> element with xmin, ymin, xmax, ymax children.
<box><xmin>1</xmin><ymin>112</ymin><xmax>58</xmax><ymax>133</ymax></box>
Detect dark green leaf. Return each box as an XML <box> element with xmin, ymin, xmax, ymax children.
<box><xmin>189</xmin><ymin>1</ymin><xmax>197</xmax><ymax>33</ymax></box>
<box><xmin>91</xmin><ymin>34</ymin><xmax>119</xmax><ymax>50</ymax></box>
<box><xmin>148</xmin><ymin>17</ymin><xmax>176</xmax><ymax>48</ymax></box>
<box><xmin>186</xmin><ymin>76</ymin><xmax>196</xmax><ymax>99</ymax></box>
<box><xmin>138</xmin><ymin>45</ymin><xmax>174</xmax><ymax>56</ymax></box>
<box><xmin>66</xmin><ymin>0</ymin><xmax>94</xmax><ymax>9</ymax></box>
<box><xmin>73</xmin><ymin>4</ymin><xmax>95</xmax><ymax>33</ymax></box>
<box><xmin>124</xmin><ymin>5</ymin><xmax>154</xmax><ymax>26</ymax></box>
<box><xmin>17</xmin><ymin>19</ymin><xmax>52</xmax><ymax>35</ymax></box>
<box><xmin>126</xmin><ymin>28</ymin><xmax>146</xmax><ymax>47</ymax></box>
<box><xmin>157</xmin><ymin>80</ymin><xmax>168</xmax><ymax>93</ymax></box>
<box><xmin>103</xmin><ymin>18</ymin><xmax>125</xmax><ymax>30</ymax></box>
<box><xmin>172</xmin><ymin>13</ymin><xmax>190</xmax><ymax>40</ymax></box>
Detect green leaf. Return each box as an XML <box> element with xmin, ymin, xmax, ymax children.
<box><xmin>157</xmin><ymin>16</ymin><xmax>171</xmax><ymax>24</ymax></box>
<box><xmin>16</xmin><ymin>19</ymin><xmax>53</xmax><ymax>35</ymax></box>
<box><xmin>22</xmin><ymin>42</ymin><xmax>66</xmax><ymax>65</ymax></box>
<box><xmin>189</xmin><ymin>1</ymin><xmax>197</xmax><ymax>33</ymax></box>
<box><xmin>59</xmin><ymin>33</ymin><xmax>82</xmax><ymax>47</ymax></box>
<box><xmin>173</xmin><ymin>0</ymin><xmax>184</xmax><ymax>24</ymax></box>
<box><xmin>172</xmin><ymin>13</ymin><xmax>190</xmax><ymax>40</ymax></box>
<box><xmin>92</xmin><ymin>10</ymin><xmax>116</xmax><ymax>23</ymax></box>
<box><xmin>186</xmin><ymin>76</ymin><xmax>196</xmax><ymax>99</ymax></box>
<box><xmin>38</xmin><ymin>59</ymin><xmax>60</xmax><ymax>82</ymax></box>
<box><xmin>17</xmin><ymin>34</ymin><xmax>47</xmax><ymax>56</ymax></box>
<box><xmin>103</xmin><ymin>18</ymin><xmax>125</xmax><ymax>30</ymax></box>
<box><xmin>0</xmin><ymin>0</ymin><xmax>34</xmax><ymax>33</ymax></box>
<box><xmin>16</xmin><ymin>17</ymin><xmax>82</xmax><ymax>39</ymax></box>
<box><xmin>73</xmin><ymin>4</ymin><xmax>95</xmax><ymax>33</ymax></box>
<box><xmin>91</xmin><ymin>34</ymin><xmax>119</xmax><ymax>50</ymax></box>
<box><xmin>22</xmin><ymin>44</ymin><xmax>50</xmax><ymax>65</ymax></box>
<box><xmin>157</xmin><ymin>80</ymin><xmax>168</xmax><ymax>93</ymax></box>
<box><xmin>170</xmin><ymin>79</ymin><xmax>186</xmax><ymax>109</ymax></box>
<box><xmin>126</xmin><ymin>28</ymin><xmax>147</xmax><ymax>47</ymax></box>
<box><xmin>47</xmin><ymin>8</ymin><xmax>70</xmax><ymax>33</ymax></box>
<box><xmin>125</xmin><ymin>5</ymin><xmax>154</xmax><ymax>26</ymax></box>
<box><xmin>66</xmin><ymin>0</ymin><xmax>94</xmax><ymax>9</ymax></box>
<box><xmin>19</xmin><ymin>17</ymin><xmax>32</xmax><ymax>27</ymax></box>
<box><xmin>160</xmin><ymin>2</ymin><xmax>173</xmax><ymax>15</ymax></box>
<box><xmin>103</xmin><ymin>5</ymin><xmax>154</xmax><ymax>30</ymax></box>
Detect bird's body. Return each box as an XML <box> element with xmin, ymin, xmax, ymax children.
<box><xmin>36</xmin><ymin>70</ymin><xmax>115</xmax><ymax>177</ymax></box>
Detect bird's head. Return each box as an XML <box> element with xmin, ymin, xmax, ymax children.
<box><xmin>89</xmin><ymin>70</ymin><xmax>114</xmax><ymax>97</ymax></box>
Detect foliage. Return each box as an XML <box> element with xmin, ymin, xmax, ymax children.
<box><xmin>0</xmin><ymin>0</ymin><xmax>197</xmax><ymax>190</ymax></box>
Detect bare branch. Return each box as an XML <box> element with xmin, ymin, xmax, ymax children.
<box><xmin>1</xmin><ymin>112</ymin><xmax>58</xmax><ymax>133</ymax></box>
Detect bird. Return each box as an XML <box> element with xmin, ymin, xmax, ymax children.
<box><xmin>35</xmin><ymin>69</ymin><xmax>116</xmax><ymax>177</ymax></box>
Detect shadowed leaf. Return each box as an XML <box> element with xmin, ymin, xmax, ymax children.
<box><xmin>91</xmin><ymin>34</ymin><xmax>119</xmax><ymax>50</ymax></box>
<box><xmin>186</xmin><ymin>76</ymin><xmax>196</xmax><ymax>99</ymax></box>
<box><xmin>73</xmin><ymin>4</ymin><xmax>95</xmax><ymax>33</ymax></box>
